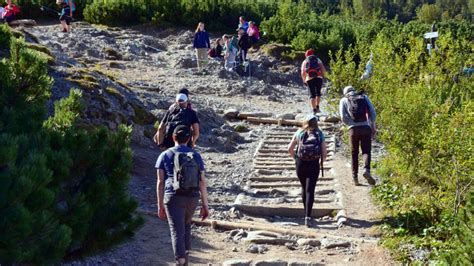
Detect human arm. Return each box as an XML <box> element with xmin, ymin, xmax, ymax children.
<box><xmin>319</xmin><ymin>59</ymin><xmax>327</xmax><ymax>76</ymax></box>
<box><xmin>199</xmin><ymin>171</ymin><xmax>209</xmax><ymax>220</ymax></box>
<box><xmin>157</xmin><ymin>169</ymin><xmax>167</xmax><ymax>220</ymax></box>
<box><xmin>70</xmin><ymin>0</ymin><xmax>74</xmax><ymax>17</ymax></box>
<box><xmin>206</xmin><ymin>32</ymin><xmax>211</xmax><ymax>49</ymax></box>
<box><xmin>365</xmin><ymin>96</ymin><xmax>377</xmax><ymax>135</ymax></box>
<box><xmin>300</xmin><ymin>62</ymin><xmax>306</xmax><ymax>84</ymax></box>
<box><xmin>193</xmin><ymin>33</ymin><xmax>198</xmax><ymax>49</ymax></box>
<box><xmin>153</xmin><ymin>111</ymin><xmax>169</xmax><ymax>146</ymax></box>
<box><xmin>191</xmin><ymin>123</ymin><xmax>200</xmax><ymax>147</ymax></box>
<box><xmin>321</xmin><ymin>142</ymin><xmax>327</xmax><ymax>162</ymax></box>
<box><xmin>339</xmin><ymin>98</ymin><xmax>350</xmax><ymax>125</ymax></box>
<box><xmin>288</xmin><ymin>134</ymin><xmax>298</xmax><ymax>159</ymax></box>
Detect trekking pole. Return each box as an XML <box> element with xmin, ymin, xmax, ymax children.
<box><xmin>321</xmin><ymin>156</ymin><xmax>324</xmax><ymax>178</ymax></box>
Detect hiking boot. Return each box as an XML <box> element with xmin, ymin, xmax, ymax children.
<box><xmin>304</xmin><ymin>217</ymin><xmax>312</xmax><ymax>228</ymax></box>
<box><xmin>363</xmin><ymin>170</ymin><xmax>376</xmax><ymax>185</ymax></box>
<box><xmin>353</xmin><ymin>177</ymin><xmax>360</xmax><ymax>186</ymax></box>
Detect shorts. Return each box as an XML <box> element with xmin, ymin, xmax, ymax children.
<box><xmin>60</xmin><ymin>9</ymin><xmax>72</xmax><ymax>25</ymax></box>
<box><xmin>306</xmin><ymin>77</ymin><xmax>323</xmax><ymax>99</ymax></box>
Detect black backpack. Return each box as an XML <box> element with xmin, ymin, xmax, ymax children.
<box><xmin>297</xmin><ymin>129</ymin><xmax>322</xmax><ymax>161</ymax></box>
<box><xmin>171</xmin><ymin>149</ymin><xmax>201</xmax><ymax>194</ymax></box>
<box><xmin>347</xmin><ymin>93</ymin><xmax>369</xmax><ymax>122</ymax></box>
<box><xmin>305</xmin><ymin>55</ymin><xmax>322</xmax><ymax>78</ymax></box>
<box><xmin>165</xmin><ymin>108</ymin><xmax>191</xmax><ymax>140</ymax></box>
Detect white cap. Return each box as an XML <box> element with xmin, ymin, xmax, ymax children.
<box><xmin>176</xmin><ymin>93</ymin><xmax>188</xmax><ymax>103</ymax></box>
<box><xmin>343</xmin><ymin>86</ymin><xmax>355</xmax><ymax>95</ymax></box>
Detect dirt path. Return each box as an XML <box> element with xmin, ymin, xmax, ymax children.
<box><xmin>23</xmin><ymin>22</ymin><xmax>393</xmax><ymax>265</ymax></box>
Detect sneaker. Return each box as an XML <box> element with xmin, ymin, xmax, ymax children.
<box><xmin>62</xmin><ymin>29</ymin><xmax>67</xmax><ymax>33</ymax></box>
<box><xmin>363</xmin><ymin>170</ymin><xmax>376</xmax><ymax>185</ymax></box>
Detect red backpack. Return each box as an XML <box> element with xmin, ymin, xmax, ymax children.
<box><xmin>305</xmin><ymin>55</ymin><xmax>323</xmax><ymax>78</ymax></box>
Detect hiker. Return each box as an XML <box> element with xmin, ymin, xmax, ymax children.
<box><xmin>360</xmin><ymin>53</ymin><xmax>373</xmax><ymax>80</ymax></box>
<box><xmin>301</xmin><ymin>49</ymin><xmax>326</xmax><ymax>114</ymax></box>
<box><xmin>222</xmin><ymin>34</ymin><xmax>237</xmax><ymax>71</ymax></box>
<box><xmin>56</xmin><ymin>0</ymin><xmax>74</xmax><ymax>33</ymax></box>
<box><xmin>208</xmin><ymin>38</ymin><xmax>223</xmax><ymax>59</ymax></box>
<box><xmin>154</xmin><ymin>92</ymin><xmax>200</xmax><ymax>150</ymax></box>
<box><xmin>339</xmin><ymin>86</ymin><xmax>377</xmax><ymax>186</ymax></box>
<box><xmin>247</xmin><ymin>21</ymin><xmax>260</xmax><ymax>45</ymax></box>
<box><xmin>237</xmin><ymin>16</ymin><xmax>249</xmax><ymax>31</ymax></box>
<box><xmin>237</xmin><ymin>28</ymin><xmax>250</xmax><ymax>63</ymax></box>
<box><xmin>2</xmin><ymin>0</ymin><xmax>20</xmax><ymax>23</ymax></box>
<box><xmin>156</xmin><ymin>125</ymin><xmax>209</xmax><ymax>265</ymax></box>
<box><xmin>193</xmin><ymin>22</ymin><xmax>210</xmax><ymax>71</ymax></box>
<box><xmin>288</xmin><ymin>115</ymin><xmax>327</xmax><ymax>227</ymax></box>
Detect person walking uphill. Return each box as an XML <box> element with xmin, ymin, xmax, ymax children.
<box><xmin>156</xmin><ymin>125</ymin><xmax>209</xmax><ymax>265</ymax></box>
<box><xmin>2</xmin><ymin>0</ymin><xmax>20</xmax><ymax>23</ymax></box>
<box><xmin>301</xmin><ymin>49</ymin><xmax>326</xmax><ymax>114</ymax></box>
<box><xmin>288</xmin><ymin>115</ymin><xmax>327</xmax><ymax>227</ymax></box>
<box><xmin>56</xmin><ymin>0</ymin><xmax>75</xmax><ymax>33</ymax></box>
<box><xmin>154</xmin><ymin>92</ymin><xmax>200</xmax><ymax>150</ymax></box>
<box><xmin>339</xmin><ymin>86</ymin><xmax>377</xmax><ymax>186</ymax></box>
<box><xmin>193</xmin><ymin>22</ymin><xmax>210</xmax><ymax>71</ymax></box>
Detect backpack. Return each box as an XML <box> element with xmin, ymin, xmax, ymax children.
<box><xmin>229</xmin><ymin>37</ymin><xmax>239</xmax><ymax>54</ymax></box>
<box><xmin>164</xmin><ymin>108</ymin><xmax>191</xmax><ymax>140</ymax></box>
<box><xmin>171</xmin><ymin>149</ymin><xmax>201</xmax><ymax>194</ymax></box>
<box><xmin>297</xmin><ymin>129</ymin><xmax>322</xmax><ymax>161</ymax></box>
<box><xmin>208</xmin><ymin>48</ymin><xmax>216</xmax><ymax>57</ymax></box>
<box><xmin>305</xmin><ymin>55</ymin><xmax>322</xmax><ymax>78</ymax></box>
<box><xmin>347</xmin><ymin>93</ymin><xmax>369</xmax><ymax>122</ymax></box>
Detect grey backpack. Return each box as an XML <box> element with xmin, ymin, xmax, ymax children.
<box><xmin>172</xmin><ymin>149</ymin><xmax>201</xmax><ymax>194</ymax></box>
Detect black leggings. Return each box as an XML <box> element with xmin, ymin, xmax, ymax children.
<box><xmin>296</xmin><ymin>159</ymin><xmax>320</xmax><ymax>218</ymax></box>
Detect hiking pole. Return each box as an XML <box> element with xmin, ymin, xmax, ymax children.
<box><xmin>321</xmin><ymin>156</ymin><xmax>324</xmax><ymax>178</ymax></box>
<box><xmin>40</xmin><ymin>5</ymin><xmax>61</xmax><ymax>16</ymax></box>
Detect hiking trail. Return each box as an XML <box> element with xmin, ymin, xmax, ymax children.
<box><xmin>19</xmin><ymin>22</ymin><xmax>393</xmax><ymax>265</ymax></box>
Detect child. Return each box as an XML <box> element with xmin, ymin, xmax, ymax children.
<box><xmin>2</xmin><ymin>0</ymin><xmax>20</xmax><ymax>23</ymax></box>
<box><xmin>208</xmin><ymin>38</ymin><xmax>223</xmax><ymax>59</ymax></box>
<box><xmin>56</xmin><ymin>0</ymin><xmax>75</xmax><ymax>33</ymax></box>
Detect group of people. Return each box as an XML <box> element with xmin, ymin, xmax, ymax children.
<box><xmin>154</xmin><ymin>72</ymin><xmax>377</xmax><ymax>265</ymax></box>
<box><xmin>193</xmin><ymin>16</ymin><xmax>260</xmax><ymax>72</ymax></box>
<box><xmin>1</xmin><ymin>0</ymin><xmax>74</xmax><ymax>33</ymax></box>
<box><xmin>0</xmin><ymin>0</ymin><xmax>19</xmax><ymax>23</ymax></box>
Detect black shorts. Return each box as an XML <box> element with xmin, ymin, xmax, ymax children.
<box><xmin>60</xmin><ymin>9</ymin><xmax>72</xmax><ymax>25</ymax></box>
<box><xmin>306</xmin><ymin>77</ymin><xmax>323</xmax><ymax>99</ymax></box>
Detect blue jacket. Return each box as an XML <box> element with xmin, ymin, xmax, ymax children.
<box><xmin>193</xmin><ymin>31</ymin><xmax>210</xmax><ymax>49</ymax></box>
<box><xmin>339</xmin><ymin>91</ymin><xmax>377</xmax><ymax>129</ymax></box>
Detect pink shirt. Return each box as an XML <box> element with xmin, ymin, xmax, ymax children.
<box><xmin>247</xmin><ymin>25</ymin><xmax>260</xmax><ymax>40</ymax></box>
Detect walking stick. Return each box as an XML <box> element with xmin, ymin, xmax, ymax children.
<box><xmin>320</xmin><ymin>156</ymin><xmax>324</xmax><ymax>178</ymax></box>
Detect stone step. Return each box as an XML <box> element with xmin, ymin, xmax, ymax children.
<box><xmin>249</xmin><ymin>188</ymin><xmax>337</xmax><ymax>197</ymax></box>
<box><xmin>248</xmin><ymin>181</ymin><xmax>333</xmax><ymax>189</ymax></box>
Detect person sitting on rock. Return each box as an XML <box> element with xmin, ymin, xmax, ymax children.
<box><xmin>247</xmin><ymin>21</ymin><xmax>260</xmax><ymax>45</ymax></box>
<box><xmin>222</xmin><ymin>34</ymin><xmax>237</xmax><ymax>71</ymax></box>
<box><xmin>56</xmin><ymin>0</ymin><xmax>75</xmax><ymax>33</ymax></box>
<box><xmin>2</xmin><ymin>0</ymin><xmax>20</xmax><ymax>23</ymax></box>
<box><xmin>154</xmin><ymin>92</ymin><xmax>200</xmax><ymax>150</ymax></box>
<box><xmin>288</xmin><ymin>115</ymin><xmax>327</xmax><ymax>227</ymax></box>
<box><xmin>156</xmin><ymin>125</ymin><xmax>209</xmax><ymax>266</ymax></box>
<box><xmin>208</xmin><ymin>38</ymin><xmax>223</xmax><ymax>59</ymax></box>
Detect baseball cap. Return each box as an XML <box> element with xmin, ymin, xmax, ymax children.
<box><xmin>305</xmin><ymin>49</ymin><xmax>314</xmax><ymax>57</ymax></box>
<box><xmin>343</xmin><ymin>86</ymin><xmax>355</xmax><ymax>95</ymax></box>
<box><xmin>173</xmin><ymin>125</ymin><xmax>191</xmax><ymax>138</ymax></box>
<box><xmin>176</xmin><ymin>93</ymin><xmax>188</xmax><ymax>103</ymax></box>
<box><xmin>304</xmin><ymin>114</ymin><xmax>318</xmax><ymax>122</ymax></box>
<box><xmin>178</xmin><ymin>88</ymin><xmax>190</xmax><ymax>97</ymax></box>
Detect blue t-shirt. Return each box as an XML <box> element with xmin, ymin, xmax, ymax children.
<box><xmin>155</xmin><ymin>145</ymin><xmax>205</xmax><ymax>195</ymax></box>
<box><xmin>295</xmin><ymin>128</ymin><xmax>325</xmax><ymax>142</ymax></box>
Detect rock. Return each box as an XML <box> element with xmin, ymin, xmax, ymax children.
<box><xmin>223</xmin><ymin>259</ymin><xmax>252</xmax><ymax>266</ymax></box>
<box><xmin>254</xmin><ymin>259</ymin><xmax>287</xmax><ymax>266</ymax></box>
<box><xmin>103</xmin><ymin>47</ymin><xmax>122</xmax><ymax>60</ymax></box>
<box><xmin>174</xmin><ymin>57</ymin><xmax>195</xmax><ymax>69</ymax></box>
<box><xmin>288</xmin><ymin>261</ymin><xmax>319</xmax><ymax>266</ymax></box>
<box><xmin>321</xmin><ymin>239</ymin><xmax>351</xmax><ymax>249</ymax></box>
<box><xmin>246</xmin><ymin>231</ymin><xmax>282</xmax><ymax>239</ymax></box>
<box><xmin>109</xmin><ymin>61</ymin><xmax>126</xmax><ymax>69</ymax></box>
<box><xmin>277</xmin><ymin>113</ymin><xmax>296</xmax><ymax>120</ymax></box>
<box><xmin>224</xmin><ymin>109</ymin><xmax>240</xmax><ymax>119</ymax></box>
<box><xmin>246</xmin><ymin>244</ymin><xmax>268</xmax><ymax>254</ymax></box>
<box><xmin>296</xmin><ymin>238</ymin><xmax>321</xmax><ymax>247</ymax></box>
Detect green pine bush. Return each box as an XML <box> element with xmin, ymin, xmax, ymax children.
<box><xmin>0</xmin><ymin>25</ymin><xmax>142</xmax><ymax>264</ymax></box>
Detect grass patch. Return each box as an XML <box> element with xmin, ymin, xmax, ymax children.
<box><xmin>130</xmin><ymin>102</ymin><xmax>156</xmax><ymax>125</ymax></box>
